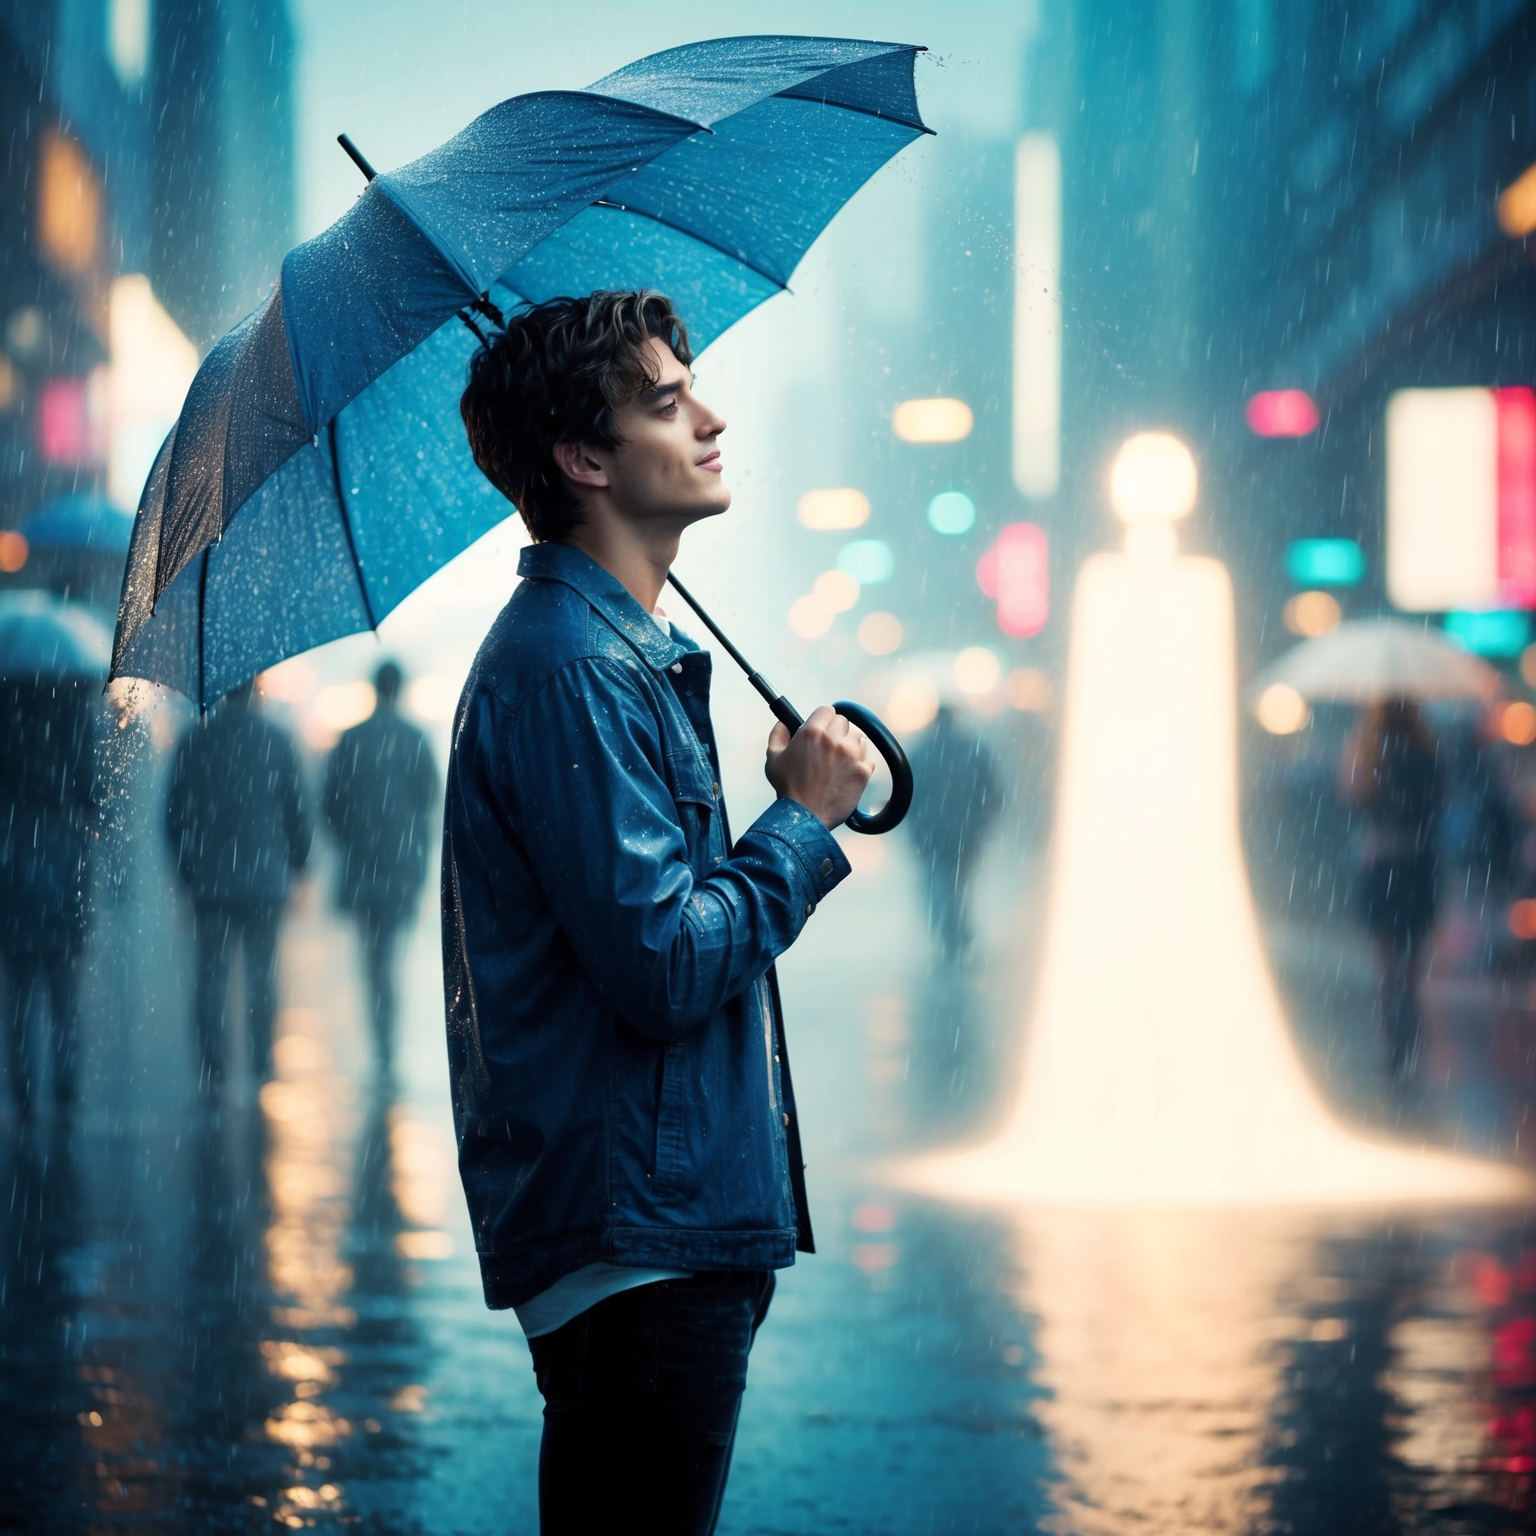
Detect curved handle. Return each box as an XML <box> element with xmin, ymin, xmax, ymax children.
<box><xmin>833</xmin><ymin>700</ymin><xmax>914</xmax><ymax>835</ymax></box>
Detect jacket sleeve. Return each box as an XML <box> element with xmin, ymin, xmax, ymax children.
<box><xmin>493</xmin><ymin>656</ymin><xmax>849</xmax><ymax>1041</ymax></box>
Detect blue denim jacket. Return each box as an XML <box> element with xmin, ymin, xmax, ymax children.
<box><xmin>442</xmin><ymin>542</ymin><xmax>850</xmax><ymax>1310</ymax></box>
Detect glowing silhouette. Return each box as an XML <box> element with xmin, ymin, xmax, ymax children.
<box><xmin>903</xmin><ymin>434</ymin><xmax>1528</xmax><ymax>1206</ymax></box>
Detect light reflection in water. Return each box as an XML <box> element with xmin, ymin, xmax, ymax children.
<box><xmin>261</xmin><ymin>1012</ymin><xmax>358</xmax><ymax>1515</ymax></box>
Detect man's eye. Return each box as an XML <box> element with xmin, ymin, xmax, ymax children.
<box><xmin>660</xmin><ymin>399</ymin><xmax>678</xmax><ymax>414</ymax></box>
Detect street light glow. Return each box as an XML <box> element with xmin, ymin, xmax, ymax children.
<box><xmin>892</xmin><ymin>397</ymin><xmax>973</xmax><ymax>444</ymax></box>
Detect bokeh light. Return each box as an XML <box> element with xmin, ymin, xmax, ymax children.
<box><xmin>1282</xmin><ymin>590</ymin><xmax>1342</xmax><ymax>637</ymax></box>
<box><xmin>787</xmin><ymin>593</ymin><xmax>835</xmax><ymax>639</ymax></box>
<box><xmin>892</xmin><ymin>397</ymin><xmax>973</xmax><ymax>444</ymax></box>
<box><xmin>797</xmin><ymin>487</ymin><xmax>870</xmax><ymax>530</ymax></box>
<box><xmin>953</xmin><ymin>646</ymin><xmax>1002</xmax><ymax>697</ymax></box>
<box><xmin>884</xmin><ymin>675</ymin><xmax>939</xmax><ymax>732</ymax></box>
<box><xmin>405</xmin><ymin>673</ymin><xmax>460</xmax><ymax>722</ymax></box>
<box><xmin>926</xmin><ymin>490</ymin><xmax>976</xmax><ymax>535</ymax></box>
<box><xmin>0</xmin><ymin>530</ymin><xmax>28</xmax><ymax>572</ymax></box>
<box><xmin>1005</xmin><ymin>666</ymin><xmax>1052</xmax><ymax>712</ymax></box>
<box><xmin>813</xmin><ymin>569</ymin><xmax>860</xmax><ymax>613</ymax></box>
<box><xmin>837</xmin><ymin>538</ymin><xmax>895</xmax><ymax>585</ymax></box>
<box><xmin>1254</xmin><ymin>681</ymin><xmax>1311</xmax><ymax>735</ymax></box>
<box><xmin>1509</xmin><ymin>898</ymin><xmax>1536</xmax><ymax>940</ymax></box>
<box><xmin>857</xmin><ymin>611</ymin><xmax>903</xmax><ymax>656</ymax></box>
<box><xmin>1499</xmin><ymin>699</ymin><xmax>1536</xmax><ymax>745</ymax></box>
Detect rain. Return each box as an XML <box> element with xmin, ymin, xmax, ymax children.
<box><xmin>1</xmin><ymin>3</ymin><xmax>1535</xmax><ymax>1532</ymax></box>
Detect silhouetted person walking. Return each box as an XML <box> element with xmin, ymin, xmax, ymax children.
<box><xmin>322</xmin><ymin>662</ymin><xmax>438</xmax><ymax>1078</ymax></box>
<box><xmin>1339</xmin><ymin>696</ymin><xmax>1442</xmax><ymax>1084</ymax></box>
<box><xmin>0</xmin><ymin>679</ymin><xmax>94</xmax><ymax>1117</ymax></box>
<box><xmin>166</xmin><ymin>681</ymin><xmax>310</xmax><ymax>1093</ymax></box>
<box><xmin>905</xmin><ymin>707</ymin><xmax>1001</xmax><ymax>956</ymax></box>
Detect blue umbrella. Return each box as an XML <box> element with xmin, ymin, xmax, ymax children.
<box><xmin>111</xmin><ymin>35</ymin><xmax>931</xmax><ymax>708</ymax></box>
<box><xmin>0</xmin><ymin>590</ymin><xmax>113</xmax><ymax>681</ymax></box>
<box><xmin>24</xmin><ymin>493</ymin><xmax>136</xmax><ymax>555</ymax></box>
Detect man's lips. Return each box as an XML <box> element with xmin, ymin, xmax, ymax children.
<box><xmin>697</xmin><ymin>450</ymin><xmax>722</xmax><ymax>473</ymax></box>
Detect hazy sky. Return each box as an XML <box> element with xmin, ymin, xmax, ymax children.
<box><xmin>290</xmin><ymin>3</ymin><xmax>1038</xmax><ymax>238</ymax></box>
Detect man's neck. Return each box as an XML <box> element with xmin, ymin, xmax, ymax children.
<box><xmin>561</xmin><ymin>513</ymin><xmax>683</xmax><ymax>614</ymax></box>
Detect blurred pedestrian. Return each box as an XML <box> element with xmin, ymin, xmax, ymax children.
<box><xmin>1338</xmin><ymin>696</ymin><xmax>1442</xmax><ymax>1083</ymax></box>
<box><xmin>165</xmin><ymin>680</ymin><xmax>311</xmax><ymax>1092</ymax></box>
<box><xmin>322</xmin><ymin>662</ymin><xmax>439</xmax><ymax>1079</ymax></box>
<box><xmin>905</xmin><ymin>706</ymin><xmax>1001</xmax><ymax>956</ymax></box>
<box><xmin>0</xmin><ymin>678</ymin><xmax>95</xmax><ymax>1117</ymax></box>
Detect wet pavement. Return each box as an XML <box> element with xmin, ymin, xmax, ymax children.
<box><xmin>4</xmin><ymin>813</ymin><xmax>1536</xmax><ymax>1533</ymax></box>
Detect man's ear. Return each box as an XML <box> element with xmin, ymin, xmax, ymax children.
<box><xmin>552</xmin><ymin>440</ymin><xmax>608</xmax><ymax>491</ymax></box>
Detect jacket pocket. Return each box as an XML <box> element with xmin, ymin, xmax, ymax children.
<box><xmin>667</xmin><ymin>749</ymin><xmax>720</xmax><ymax>871</ymax></box>
<box><xmin>654</xmin><ymin>1039</ymin><xmax>688</xmax><ymax>1198</ymax></box>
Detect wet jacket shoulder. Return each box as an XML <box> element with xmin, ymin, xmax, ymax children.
<box><xmin>165</xmin><ymin>702</ymin><xmax>311</xmax><ymax>906</ymax></box>
<box><xmin>443</xmin><ymin>542</ymin><xmax>850</xmax><ymax>1310</ymax></box>
<box><xmin>323</xmin><ymin>706</ymin><xmax>439</xmax><ymax>916</ymax></box>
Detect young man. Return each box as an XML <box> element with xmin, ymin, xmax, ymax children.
<box><xmin>448</xmin><ymin>291</ymin><xmax>872</xmax><ymax>1534</ymax></box>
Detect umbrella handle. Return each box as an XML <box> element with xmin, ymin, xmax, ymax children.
<box><xmin>760</xmin><ymin>695</ymin><xmax>912</xmax><ymax>834</ymax></box>
<box><xmin>831</xmin><ymin>699</ymin><xmax>914</xmax><ymax>836</ymax></box>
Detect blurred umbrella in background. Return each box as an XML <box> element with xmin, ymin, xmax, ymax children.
<box><xmin>1251</xmin><ymin>617</ymin><xmax>1504</xmax><ymax>707</ymax></box>
<box><xmin>17</xmin><ymin>494</ymin><xmax>136</xmax><ymax>612</ymax></box>
<box><xmin>110</xmin><ymin>35</ymin><xmax>932</xmax><ymax>708</ymax></box>
<box><xmin>0</xmin><ymin>589</ymin><xmax>113</xmax><ymax>683</ymax></box>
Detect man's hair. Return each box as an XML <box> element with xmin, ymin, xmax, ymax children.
<box><xmin>459</xmin><ymin>291</ymin><xmax>693</xmax><ymax>543</ymax></box>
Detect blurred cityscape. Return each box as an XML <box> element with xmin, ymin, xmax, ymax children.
<box><xmin>4</xmin><ymin>2</ymin><xmax>1536</xmax><ymax>1532</ymax></box>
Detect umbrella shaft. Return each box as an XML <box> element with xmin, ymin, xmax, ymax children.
<box><xmin>664</xmin><ymin>572</ymin><xmax>803</xmax><ymax>731</ymax></box>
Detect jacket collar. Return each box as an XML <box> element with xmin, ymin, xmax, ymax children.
<box><xmin>518</xmin><ymin>542</ymin><xmax>687</xmax><ymax>671</ymax></box>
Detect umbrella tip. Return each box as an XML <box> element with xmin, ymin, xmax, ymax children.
<box><xmin>338</xmin><ymin>134</ymin><xmax>377</xmax><ymax>183</ymax></box>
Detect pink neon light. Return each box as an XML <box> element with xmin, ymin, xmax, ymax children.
<box><xmin>976</xmin><ymin>523</ymin><xmax>1048</xmax><ymax>638</ymax></box>
<box><xmin>37</xmin><ymin>377</ymin><xmax>89</xmax><ymax>462</ymax></box>
<box><xmin>1245</xmin><ymin>390</ymin><xmax>1320</xmax><ymax>438</ymax></box>
<box><xmin>1497</xmin><ymin>387</ymin><xmax>1536</xmax><ymax>607</ymax></box>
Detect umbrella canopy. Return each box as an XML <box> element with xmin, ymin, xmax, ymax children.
<box><xmin>112</xmin><ymin>35</ymin><xmax>931</xmax><ymax>707</ymax></box>
<box><xmin>1250</xmin><ymin>617</ymin><xmax>1504</xmax><ymax>705</ymax></box>
<box><xmin>23</xmin><ymin>493</ymin><xmax>136</xmax><ymax>554</ymax></box>
<box><xmin>0</xmin><ymin>590</ymin><xmax>113</xmax><ymax>681</ymax></box>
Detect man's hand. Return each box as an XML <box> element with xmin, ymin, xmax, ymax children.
<box><xmin>764</xmin><ymin>706</ymin><xmax>876</xmax><ymax>829</ymax></box>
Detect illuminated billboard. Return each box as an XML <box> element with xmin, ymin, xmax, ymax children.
<box><xmin>1385</xmin><ymin>386</ymin><xmax>1536</xmax><ymax>611</ymax></box>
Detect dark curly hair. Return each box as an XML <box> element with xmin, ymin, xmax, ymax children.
<box><xmin>459</xmin><ymin>291</ymin><xmax>693</xmax><ymax>543</ymax></box>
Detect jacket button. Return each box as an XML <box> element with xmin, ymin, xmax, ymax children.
<box><xmin>805</xmin><ymin>902</ymin><xmax>814</xmax><ymax>916</ymax></box>
<box><xmin>712</xmin><ymin>781</ymin><xmax>720</xmax><ymax>796</ymax></box>
<box><xmin>782</xmin><ymin>1112</ymin><xmax>790</xmax><ymax>1126</ymax></box>
<box><xmin>820</xmin><ymin>857</ymin><xmax>834</xmax><ymax>878</ymax></box>
<box><xmin>670</xmin><ymin>662</ymin><xmax>683</xmax><ymax>674</ymax></box>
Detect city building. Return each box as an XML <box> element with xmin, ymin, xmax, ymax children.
<box><xmin>0</xmin><ymin>0</ymin><xmax>294</xmax><ymax>569</ymax></box>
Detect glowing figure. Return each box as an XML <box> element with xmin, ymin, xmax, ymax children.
<box><xmin>903</xmin><ymin>434</ymin><xmax>1528</xmax><ymax>1205</ymax></box>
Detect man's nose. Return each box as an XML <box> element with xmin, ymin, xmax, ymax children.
<box><xmin>695</xmin><ymin>399</ymin><xmax>726</xmax><ymax>438</ymax></box>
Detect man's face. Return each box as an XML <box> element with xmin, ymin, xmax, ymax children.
<box><xmin>581</xmin><ymin>338</ymin><xmax>730</xmax><ymax>528</ymax></box>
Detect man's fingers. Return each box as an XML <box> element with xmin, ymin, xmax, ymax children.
<box><xmin>767</xmin><ymin>721</ymin><xmax>792</xmax><ymax>754</ymax></box>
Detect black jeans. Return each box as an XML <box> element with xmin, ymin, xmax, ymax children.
<box><xmin>192</xmin><ymin>901</ymin><xmax>282</xmax><ymax>1087</ymax></box>
<box><xmin>527</xmin><ymin>1270</ymin><xmax>775</xmax><ymax>1536</ymax></box>
<box><xmin>355</xmin><ymin>908</ymin><xmax>404</xmax><ymax>1075</ymax></box>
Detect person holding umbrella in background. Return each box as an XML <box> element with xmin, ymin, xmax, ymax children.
<box><xmin>1339</xmin><ymin>696</ymin><xmax>1444</xmax><ymax>1083</ymax></box>
<box><xmin>323</xmin><ymin>660</ymin><xmax>439</xmax><ymax>1080</ymax></box>
<box><xmin>0</xmin><ymin>593</ymin><xmax>109</xmax><ymax>1119</ymax></box>
<box><xmin>1253</xmin><ymin>617</ymin><xmax>1493</xmax><ymax>1086</ymax></box>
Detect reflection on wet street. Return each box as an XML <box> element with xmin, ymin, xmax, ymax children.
<box><xmin>1</xmin><ymin>831</ymin><xmax>1532</xmax><ymax>1534</ymax></box>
